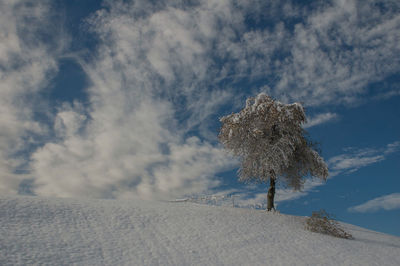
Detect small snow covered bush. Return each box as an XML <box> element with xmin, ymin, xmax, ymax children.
<box><xmin>305</xmin><ymin>210</ymin><xmax>353</xmax><ymax>239</ymax></box>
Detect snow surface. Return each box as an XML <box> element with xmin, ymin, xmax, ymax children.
<box><xmin>1</xmin><ymin>196</ymin><xmax>400</xmax><ymax>266</ymax></box>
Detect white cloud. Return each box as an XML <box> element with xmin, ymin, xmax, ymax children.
<box><xmin>30</xmin><ymin>0</ymin><xmax>245</xmax><ymax>199</ymax></box>
<box><xmin>385</xmin><ymin>141</ymin><xmax>400</xmax><ymax>155</ymax></box>
<box><xmin>303</xmin><ymin>113</ymin><xmax>338</xmax><ymax>128</ymax></box>
<box><xmin>275</xmin><ymin>0</ymin><xmax>400</xmax><ymax>106</ymax></box>
<box><xmin>276</xmin><ymin>178</ymin><xmax>325</xmax><ymax>202</ymax></box>
<box><xmin>31</xmin><ymin>90</ymin><xmax>235</xmax><ymax>199</ymax></box>
<box><xmin>328</xmin><ymin>140</ymin><xmax>400</xmax><ymax>176</ymax></box>
<box><xmin>329</xmin><ymin>154</ymin><xmax>385</xmax><ymax>174</ymax></box>
<box><xmin>348</xmin><ymin>193</ymin><xmax>400</xmax><ymax>213</ymax></box>
<box><xmin>0</xmin><ymin>0</ymin><xmax>64</xmax><ymax>195</ymax></box>
<box><xmin>373</xmin><ymin>90</ymin><xmax>400</xmax><ymax>100</ymax></box>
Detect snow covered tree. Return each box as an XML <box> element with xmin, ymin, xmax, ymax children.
<box><xmin>218</xmin><ymin>93</ymin><xmax>328</xmax><ymax>211</ymax></box>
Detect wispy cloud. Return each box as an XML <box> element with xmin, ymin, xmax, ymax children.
<box><xmin>385</xmin><ymin>141</ymin><xmax>400</xmax><ymax>155</ymax></box>
<box><xmin>276</xmin><ymin>178</ymin><xmax>325</xmax><ymax>202</ymax></box>
<box><xmin>348</xmin><ymin>193</ymin><xmax>400</xmax><ymax>213</ymax></box>
<box><xmin>328</xmin><ymin>140</ymin><xmax>400</xmax><ymax>177</ymax></box>
<box><xmin>0</xmin><ymin>0</ymin><xmax>66</xmax><ymax>195</ymax></box>
<box><xmin>328</xmin><ymin>153</ymin><xmax>385</xmax><ymax>176</ymax></box>
<box><xmin>373</xmin><ymin>90</ymin><xmax>400</xmax><ymax>101</ymax></box>
<box><xmin>275</xmin><ymin>0</ymin><xmax>400</xmax><ymax>106</ymax></box>
<box><xmin>303</xmin><ymin>113</ymin><xmax>338</xmax><ymax>128</ymax></box>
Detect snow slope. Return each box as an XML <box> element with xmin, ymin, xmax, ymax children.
<box><xmin>1</xmin><ymin>196</ymin><xmax>399</xmax><ymax>265</ymax></box>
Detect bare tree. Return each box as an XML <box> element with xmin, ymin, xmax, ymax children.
<box><xmin>218</xmin><ymin>93</ymin><xmax>328</xmax><ymax>211</ymax></box>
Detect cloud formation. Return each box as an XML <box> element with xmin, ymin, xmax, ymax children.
<box><xmin>303</xmin><ymin>113</ymin><xmax>338</xmax><ymax>128</ymax></box>
<box><xmin>1</xmin><ymin>0</ymin><xmax>399</xmax><ymax>199</ymax></box>
<box><xmin>275</xmin><ymin>0</ymin><xmax>400</xmax><ymax>106</ymax></box>
<box><xmin>0</xmin><ymin>0</ymin><xmax>65</xmax><ymax>194</ymax></box>
<box><xmin>328</xmin><ymin>141</ymin><xmax>400</xmax><ymax>177</ymax></box>
<box><xmin>348</xmin><ymin>193</ymin><xmax>400</xmax><ymax>212</ymax></box>
<box><xmin>31</xmin><ymin>0</ymin><xmax>241</xmax><ymax>199</ymax></box>
<box><xmin>384</xmin><ymin>141</ymin><xmax>400</xmax><ymax>155</ymax></box>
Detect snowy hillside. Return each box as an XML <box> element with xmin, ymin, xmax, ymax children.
<box><xmin>1</xmin><ymin>196</ymin><xmax>399</xmax><ymax>265</ymax></box>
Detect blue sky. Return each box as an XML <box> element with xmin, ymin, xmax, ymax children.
<box><xmin>1</xmin><ymin>0</ymin><xmax>399</xmax><ymax>236</ymax></box>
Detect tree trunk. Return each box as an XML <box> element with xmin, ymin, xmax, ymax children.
<box><xmin>267</xmin><ymin>175</ymin><xmax>276</xmax><ymax>211</ymax></box>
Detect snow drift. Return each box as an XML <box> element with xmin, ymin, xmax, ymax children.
<box><xmin>1</xmin><ymin>196</ymin><xmax>399</xmax><ymax>265</ymax></box>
